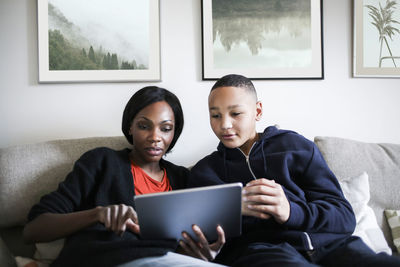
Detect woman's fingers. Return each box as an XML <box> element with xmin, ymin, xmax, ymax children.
<box><xmin>99</xmin><ymin>204</ymin><xmax>140</xmax><ymax>235</ymax></box>
<box><xmin>125</xmin><ymin>218</ymin><xmax>140</xmax><ymax>234</ymax></box>
<box><xmin>180</xmin><ymin>225</ymin><xmax>225</xmax><ymax>261</ymax></box>
<box><xmin>208</xmin><ymin>225</ymin><xmax>225</xmax><ymax>258</ymax></box>
<box><xmin>181</xmin><ymin>231</ymin><xmax>207</xmax><ymax>260</ymax></box>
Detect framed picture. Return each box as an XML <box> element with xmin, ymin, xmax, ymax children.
<box><xmin>354</xmin><ymin>0</ymin><xmax>400</xmax><ymax>77</ymax></box>
<box><xmin>37</xmin><ymin>0</ymin><xmax>160</xmax><ymax>83</ymax></box>
<box><xmin>201</xmin><ymin>0</ymin><xmax>324</xmax><ymax>80</ymax></box>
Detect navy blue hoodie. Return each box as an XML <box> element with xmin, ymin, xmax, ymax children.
<box><xmin>189</xmin><ymin>126</ymin><xmax>356</xmax><ymax>262</ymax></box>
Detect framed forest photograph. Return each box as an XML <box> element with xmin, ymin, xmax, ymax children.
<box><xmin>37</xmin><ymin>0</ymin><xmax>160</xmax><ymax>82</ymax></box>
<box><xmin>354</xmin><ymin>0</ymin><xmax>400</xmax><ymax>77</ymax></box>
<box><xmin>201</xmin><ymin>0</ymin><xmax>324</xmax><ymax>80</ymax></box>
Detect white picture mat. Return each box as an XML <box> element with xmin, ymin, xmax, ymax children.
<box><xmin>202</xmin><ymin>0</ymin><xmax>323</xmax><ymax>80</ymax></box>
<box><xmin>37</xmin><ymin>0</ymin><xmax>160</xmax><ymax>82</ymax></box>
<box><xmin>353</xmin><ymin>0</ymin><xmax>400</xmax><ymax>77</ymax></box>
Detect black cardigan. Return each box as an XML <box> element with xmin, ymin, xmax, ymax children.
<box><xmin>28</xmin><ymin>147</ymin><xmax>189</xmax><ymax>267</ymax></box>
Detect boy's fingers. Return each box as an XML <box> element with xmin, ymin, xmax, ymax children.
<box><xmin>243</xmin><ymin>184</ymin><xmax>278</xmax><ymax>198</ymax></box>
<box><xmin>243</xmin><ymin>206</ymin><xmax>271</xmax><ymax>219</ymax></box>
<box><xmin>244</xmin><ymin>194</ymin><xmax>274</xmax><ymax>205</ymax></box>
<box><xmin>246</xmin><ymin>178</ymin><xmax>275</xmax><ymax>187</ymax></box>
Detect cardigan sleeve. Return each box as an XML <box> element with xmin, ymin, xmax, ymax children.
<box><xmin>27</xmin><ymin>149</ymin><xmax>102</xmax><ymax>221</ymax></box>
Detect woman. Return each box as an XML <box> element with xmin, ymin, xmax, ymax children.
<box><xmin>23</xmin><ymin>86</ymin><xmax>225</xmax><ymax>267</ymax></box>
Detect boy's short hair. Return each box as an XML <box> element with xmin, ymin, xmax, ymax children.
<box><xmin>121</xmin><ymin>86</ymin><xmax>184</xmax><ymax>153</ymax></box>
<box><xmin>211</xmin><ymin>74</ymin><xmax>257</xmax><ymax>99</ymax></box>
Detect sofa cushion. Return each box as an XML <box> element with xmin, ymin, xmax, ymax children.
<box><xmin>385</xmin><ymin>209</ymin><xmax>400</xmax><ymax>253</ymax></box>
<box><xmin>0</xmin><ymin>236</ymin><xmax>16</xmax><ymax>267</ymax></box>
<box><xmin>314</xmin><ymin>136</ymin><xmax>400</xmax><ymax>252</ymax></box>
<box><xmin>0</xmin><ymin>136</ymin><xmax>128</xmax><ymax>228</ymax></box>
<box><xmin>339</xmin><ymin>172</ymin><xmax>391</xmax><ymax>254</ymax></box>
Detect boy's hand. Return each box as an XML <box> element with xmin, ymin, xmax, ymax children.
<box><xmin>242</xmin><ymin>178</ymin><xmax>290</xmax><ymax>224</ymax></box>
<box><xmin>97</xmin><ymin>204</ymin><xmax>140</xmax><ymax>235</ymax></box>
<box><xmin>178</xmin><ymin>224</ymin><xmax>225</xmax><ymax>261</ymax></box>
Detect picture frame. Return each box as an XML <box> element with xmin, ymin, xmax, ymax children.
<box><xmin>37</xmin><ymin>0</ymin><xmax>160</xmax><ymax>83</ymax></box>
<box><xmin>353</xmin><ymin>0</ymin><xmax>400</xmax><ymax>77</ymax></box>
<box><xmin>201</xmin><ymin>0</ymin><xmax>324</xmax><ymax>80</ymax></box>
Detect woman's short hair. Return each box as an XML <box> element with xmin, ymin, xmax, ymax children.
<box><xmin>122</xmin><ymin>86</ymin><xmax>184</xmax><ymax>153</ymax></box>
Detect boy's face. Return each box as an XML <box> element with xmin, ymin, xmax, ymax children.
<box><xmin>208</xmin><ymin>86</ymin><xmax>262</xmax><ymax>155</ymax></box>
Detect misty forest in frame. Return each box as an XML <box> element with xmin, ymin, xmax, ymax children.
<box><xmin>212</xmin><ymin>0</ymin><xmax>312</xmax><ymax>69</ymax></box>
<box><xmin>48</xmin><ymin>0</ymin><xmax>148</xmax><ymax>71</ymax></box>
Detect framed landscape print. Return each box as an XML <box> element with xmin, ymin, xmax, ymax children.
<box><xmin>37</xmin><ymin>0</ymin><xmax>160</xmax><ymax>82</ymax></box>
<box><xmin>354</xmin><ymin>0</ymin><xmax>400</xmax><ymax>77</ymax></box>
<box><xmin>201</xmin><ymin>0</ymin><xmax>324</xmax><ymax>80</ymax></box>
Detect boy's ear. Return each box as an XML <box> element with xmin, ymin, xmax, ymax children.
<box><xmin>255</xmin><ymin>101</ymin><xmax>263</xmax><ymax>121</ymax></box>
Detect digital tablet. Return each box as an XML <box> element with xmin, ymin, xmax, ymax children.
<box><xmin>134</xmin><ymin>182</ymin><xmax>242</xmax><ymax>242</ymax></box>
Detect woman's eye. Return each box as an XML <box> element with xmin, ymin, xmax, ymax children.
<box><xmin>138</xmin><ymin>124</ymin><xmax>148</xmax><ymax>130</ymax></box>
<box><xmin>161</xmin><ymin>127</ymin><xmax>173</xmax><ymax>132</ymax></box>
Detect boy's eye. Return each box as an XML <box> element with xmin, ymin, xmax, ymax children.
<box><xmin>210</xmin><ymin>114</ymin><xmax>220</xmax><ymax>119</ymax></box>
<box><xmin>232</xmin><ymin>112</ymin><xmax>241</xmax><ymax>117</ymax></box>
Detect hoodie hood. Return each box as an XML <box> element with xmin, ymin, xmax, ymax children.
<box><xmin>216</xmin><ymin>126</ymin><xmax>296</xmax><ymax>181</ymax></box>
<box><xmin>216</xmin><ymin>125</ymin><xmax>295</xmax><ymax>155</ymax></box>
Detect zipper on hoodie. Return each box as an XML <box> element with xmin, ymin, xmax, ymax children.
<box><xmin>237</xmin><ymin>142</ymin><xmax>257</xmax><ymax>180</ymax></box>
<box><xmin>304</xmin><ymin>232</ymin><xmax>314</xmax><ymax>250</ymax></box>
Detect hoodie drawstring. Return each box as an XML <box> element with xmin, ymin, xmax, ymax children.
<box><xmin>261</xmin><ymin>139</ymin><xmax>268</xmax><ymax>176</ymax></box>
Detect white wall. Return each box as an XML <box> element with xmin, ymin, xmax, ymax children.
<box><xmin>1</xmin><ymin>0</ymin><xmax>399</xmax><ymax>167</ymax></box>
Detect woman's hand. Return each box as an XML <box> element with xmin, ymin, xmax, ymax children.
<box><xmin>242</xmin><ymin>178</ymin><xmax>290</xmax><ymax>224</ymax></box>
<box><xmin>97</xmin><ymin>204</ymin><xmax>140</xmax><ymax>235</ymax></box>
<box><xmin>178</xmin><ymin>224</ymin><xmax>225</xmax><ymax>261</ymax></box>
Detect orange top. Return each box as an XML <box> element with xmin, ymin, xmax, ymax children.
<box><xmin>131</xmin><ymin>162</ymin><xmax>172</xmax><ymax>195</ymax></box>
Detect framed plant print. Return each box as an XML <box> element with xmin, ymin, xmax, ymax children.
<box><xmin>201</xmin><ymin>0</ymin><xmax>324</xmax><ymax>80</ymax></box>
<box><xmin>354</xmin><ymin>0</ymin><xmax>400</xmax><ymax>77</ymax></box>
<box><xmin>37</xmin><ymin>0</ymin><xmax>160</xmax><ymax>82</ymax></box>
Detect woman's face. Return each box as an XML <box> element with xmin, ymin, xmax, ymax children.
<box><xmin>129</xmin><ymin>101</ymin><xmax>175</xmax><ymax>164</ymax></box>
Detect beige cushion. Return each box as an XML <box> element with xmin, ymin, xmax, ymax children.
<box><xmin>314</xmin><ymin>136</ymin><xmax>400</xmax><ymax>252</ymax></box>
<box><xmin>0</xmin><ymin>136</ymin><xmax>128</xmax><ymax>228</ymax></box>
<box><xmin>385</xmin><ymin>209</ymin><xmax>400</xmax><ymax>253</ymax></box>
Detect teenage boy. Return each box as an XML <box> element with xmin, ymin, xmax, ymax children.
<box><xmin>189</xmin><ymin>74</ymin><xmax>400</xmax><ymax>266</ymax></box>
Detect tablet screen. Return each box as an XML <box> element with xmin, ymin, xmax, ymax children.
<box><xmin>134</xmin><ymin>182</ymin><xmax>242</xmax><ymax>242</ymax></box>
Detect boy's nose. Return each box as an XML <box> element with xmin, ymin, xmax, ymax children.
<box><xmin>221</xmin><ymin>118</ymin><xmax>232</xmax><ymax>130</ymax></box>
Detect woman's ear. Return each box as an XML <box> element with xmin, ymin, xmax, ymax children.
<box><xmin>255</xmin><ymin>101</ymin><xmax>263</xmax><ymax>121</ymax></box>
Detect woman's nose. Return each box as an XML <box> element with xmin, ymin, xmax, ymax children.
<box><xmin>148</xmin><ymin>129</ymin><xmax>161</xmax><ymax>142</ymax></box>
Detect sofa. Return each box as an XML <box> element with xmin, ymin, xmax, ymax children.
<box><xmin>1</xmin><ymin>135</ymin><xmax>399</xmax><ymax>266</ymax></box>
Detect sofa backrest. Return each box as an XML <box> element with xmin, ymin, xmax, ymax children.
<box><xmin>314</xmin><ymin>136</ymin><xmax>400</xmax><ymax>250</ymax></box>
<box><xmin>0</xmin><ymin>136</ymin><xmax>129</xmax><ymax>228</ymax></box>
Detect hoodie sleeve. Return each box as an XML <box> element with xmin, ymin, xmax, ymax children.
<box><xmin>283</xmin><ymin>143</ymin><xmax>356</xmax><ymax>234</ymax></box>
